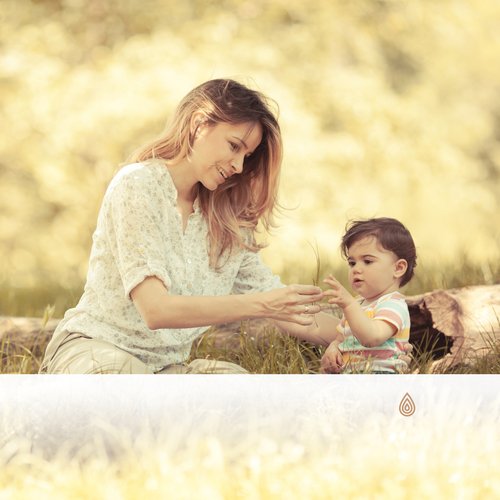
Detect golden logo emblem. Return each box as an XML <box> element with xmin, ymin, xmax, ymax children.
<box><xmin>399</xmin><ymin>392</ymin><xmax>416</xmax><ymax>416</ymax></box>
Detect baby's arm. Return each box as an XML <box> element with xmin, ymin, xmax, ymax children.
<box><xmin>323</xmin><ymin>275</ymin><xmax>396</xmax><ymax>348</ymax></box>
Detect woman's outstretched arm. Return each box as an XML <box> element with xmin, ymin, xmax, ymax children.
<box><xmin>273</xmin><ymin>311</ymin><xmax>342</xmax><ymax>346</ymax></box>
<box><xmin>131</xmin><ymin>276</ymin><xmax>325</xmax><ymax>330</ymax></box>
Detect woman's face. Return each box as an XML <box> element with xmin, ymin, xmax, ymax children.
<box><xmin>189</xmin><ymin>120</ymin><xmax>263</xmax><ymax>191</ymax></box>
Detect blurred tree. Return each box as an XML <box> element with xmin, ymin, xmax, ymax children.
<box><xmin>0</xmin><ymin>0</ymin><xmax>498</xmax><ymax>289</ymax></box>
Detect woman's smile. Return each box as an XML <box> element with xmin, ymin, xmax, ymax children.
<box><xmin>215</xmin><ymin>163</ymin><xmax>230</xmax><ymax>181</ymax></box>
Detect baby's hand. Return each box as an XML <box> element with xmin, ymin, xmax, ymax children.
<box><xmin>396</xmin><ymin>342</ymin><xmax>414</xmax><ymax>372</ymax></box>
<box><xmin>320</xmin><ymin>341</ymin><xmax>344</xmax><ymax>374</ymax></box>
<box><xmin>323</xmin><ymin>274</ymin><xmax>355</xmax><ymax>309</ymax></box>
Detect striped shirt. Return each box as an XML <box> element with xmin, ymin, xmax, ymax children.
<box><xmin>337</xmin><ymin>291</ymin><xmax>410</xmax><ymax>374</ymax></box>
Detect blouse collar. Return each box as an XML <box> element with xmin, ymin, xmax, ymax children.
<box><xmin>152</xmin><ymin>159</ymin><xmax>201</xmax><ymax>215</ymax></box>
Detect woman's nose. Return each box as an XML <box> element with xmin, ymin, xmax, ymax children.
<box><xmin>231</xmin><ymin>155</ymin><xmax>244</xmax><ymax>174</ymax></box>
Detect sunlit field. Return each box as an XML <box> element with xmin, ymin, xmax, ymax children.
<box><xmin>1</xmin><ymin>420</ymin><xmax>498</xmax><ymax>499</ymax></box>
<box><xmin>1</xmin><ymin>375</ymin><xmax>499</xmax><ymax>498</ymax></box>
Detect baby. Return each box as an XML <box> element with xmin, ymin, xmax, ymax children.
<box><xmin>321</xmin><ymin>217</ymin><xmax>417</xmax><ymax>374</ymax></box>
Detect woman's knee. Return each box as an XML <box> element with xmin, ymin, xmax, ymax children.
<box><xmin>187</xmin><ymin>358</ymin><xmax>248</xmax><ymax>374</ymax></box>
<box><xmin>46</xmin><ymin>338</ymin><xmax>152</xmax><ymax>374</ymax></box>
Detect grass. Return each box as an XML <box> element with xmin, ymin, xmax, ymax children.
<box><xmin>0</xmin><ymin>337</ymin><xmax>40</xmax><ymax>374</ymax></box>
<box><xmin>190</xmin><ymin>323</ymin><xmax>325</xmax><ymax>374</ymax></box>
<box><xmin>0</xmin><ymin>283</ymin><xmax>81</xmax><ymax>318</ymax></box>
<box><xmin>0</xmin><ymin>258</ymin><xmax>499</xmax><ymax>375</ymax></box>
<box><xmin>2</xmin><ymin>320</ymin><xmax>499</xmax><ymax>375</ymax></box>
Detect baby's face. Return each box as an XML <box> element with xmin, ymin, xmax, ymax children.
<box><xmin>346</xmin><ymin>236</ymin><xmax>401</xmax><ymax>301</ymax></box>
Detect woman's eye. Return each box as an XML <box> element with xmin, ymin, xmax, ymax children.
<box><xmin>229</xmin><ymin>141</ymin><xmax>239</xmax><ymax>152</ymax></box>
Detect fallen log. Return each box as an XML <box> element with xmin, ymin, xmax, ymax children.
<box><xmin>406</xmin><ymin>284</ymin><xmax>500</xmax><ymax>372</ymax></box>
<box><xmin>1</xmin><ymin>285</ymin><xmax>499</xmax><ymax>372</ymax></box>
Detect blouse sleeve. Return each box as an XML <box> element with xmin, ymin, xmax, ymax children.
<box><xmin>231</xmin><ymin>249</ymin><xmax>284</xmax><ymax>294</ymax></box>
<box><xmin>104</xmin><ymin>167</ymin><xmax>172</xmax><ymax>298</ymax></box>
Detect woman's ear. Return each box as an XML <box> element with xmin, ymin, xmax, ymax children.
<box><xmin>190</xmin><ymin>111</ymin><xmax>206</xmax><ymax>136</ymax></box>
<box><xmin>394</xmin><ymin>259</ymin><xmax>408</xmax><ymax>280</ymax></box>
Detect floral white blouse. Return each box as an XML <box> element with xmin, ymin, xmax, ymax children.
<box><xmin>42</xmin><ymin>160</ymin><xmax>283</xmax><ymax>372</ymax></box>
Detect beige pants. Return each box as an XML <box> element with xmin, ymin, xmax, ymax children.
<box><xmin>43</xmin><ymin>334</ymin><xmax>248</xmax><ymax>374</ymax></box>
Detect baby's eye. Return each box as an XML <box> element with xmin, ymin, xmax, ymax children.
<box><xmin>364</xmin><ymin>259</ymin><xmax>374</xmax><ymax>265</ymax></box>
<box><xmin>347</xmin><ymin>260</ymin><xmax>355</xmax><ymax>267</ymax></box>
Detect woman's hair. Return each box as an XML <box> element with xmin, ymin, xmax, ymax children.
<box><xmin>340</xmin><ymin>217</ymin><xmax>417</xmax><ymax>286</ymax></box>
<box><xmin>130</xmin><ymin>79</ymin><xmax>282</xmax><ymax>268</ymax></box>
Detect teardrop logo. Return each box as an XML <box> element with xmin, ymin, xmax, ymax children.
<box><xmin>399</xmin><ymin>393</ymin><xmax>416</xmax><ymax>416</ymax></box>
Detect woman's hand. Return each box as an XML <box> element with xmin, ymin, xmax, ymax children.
<box><xmin>320</xmin><ymin>341</ymin><xmax>344</xmax><ymax>373</ymax></box>
<box><xmin>260</xmin><ymin>284</ymin><xmax>324</xmax><ymax>326</ymax></box>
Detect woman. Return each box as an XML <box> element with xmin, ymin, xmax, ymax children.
<box><xmin>40</xmin><ymin>79</ymin><xmax>360</xmax><ymax>374</ymax></box>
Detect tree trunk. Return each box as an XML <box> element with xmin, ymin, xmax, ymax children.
<box><xmin>1</xmin><ymin>285</ymin><xmax>499</xmax><ymax>372</ymax></box>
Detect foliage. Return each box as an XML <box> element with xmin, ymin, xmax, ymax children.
<box><xmin>1</xmin><ymin>0</ymin><xmax>499</xmax><ymax>290</ymax></box>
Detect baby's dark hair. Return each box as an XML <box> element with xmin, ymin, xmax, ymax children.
<box><xmin>341</xmin><ymin>217</ymin><xmax>417</xmax><ymax>286</ymax></box>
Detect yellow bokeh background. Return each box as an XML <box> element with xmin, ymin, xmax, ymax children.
<box><xmin>1</xmin><ymin>0</ymin><xmax>499</xmax><ymax>289</ymax></box>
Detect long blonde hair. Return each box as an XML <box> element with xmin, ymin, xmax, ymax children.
<box><xmin>130</xmin><ymin>79</ymin><xmax>283</xmax><ymax>268</ymax></box>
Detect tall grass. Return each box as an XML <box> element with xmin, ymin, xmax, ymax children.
<box><xmin>1</xmin><ymin>407</ymin><xmax>499</xmax><ymax>498</ymax></box>
<box><xmin>0</xmin><ymin>337</ymin><xmax>40</xmax><ymax>374</ymax></box>
<box><xmin>0</xmin><ymin>283</ymin><xmax>82</xmax><ymax>318</ymax></box>
<box><xmin>277</xmin><ymin>254</ymin><xmax>500</xmax><ymax>298</ymax></box>
<box><xmin>191</xmin><ymin>324</ymin><xmax>324</xmax><ymax>374</ymax></box>
<box><xmin>0</xmin><ymin>259</ymin><xmax>498</xmax><ymax>375</ymax></box>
